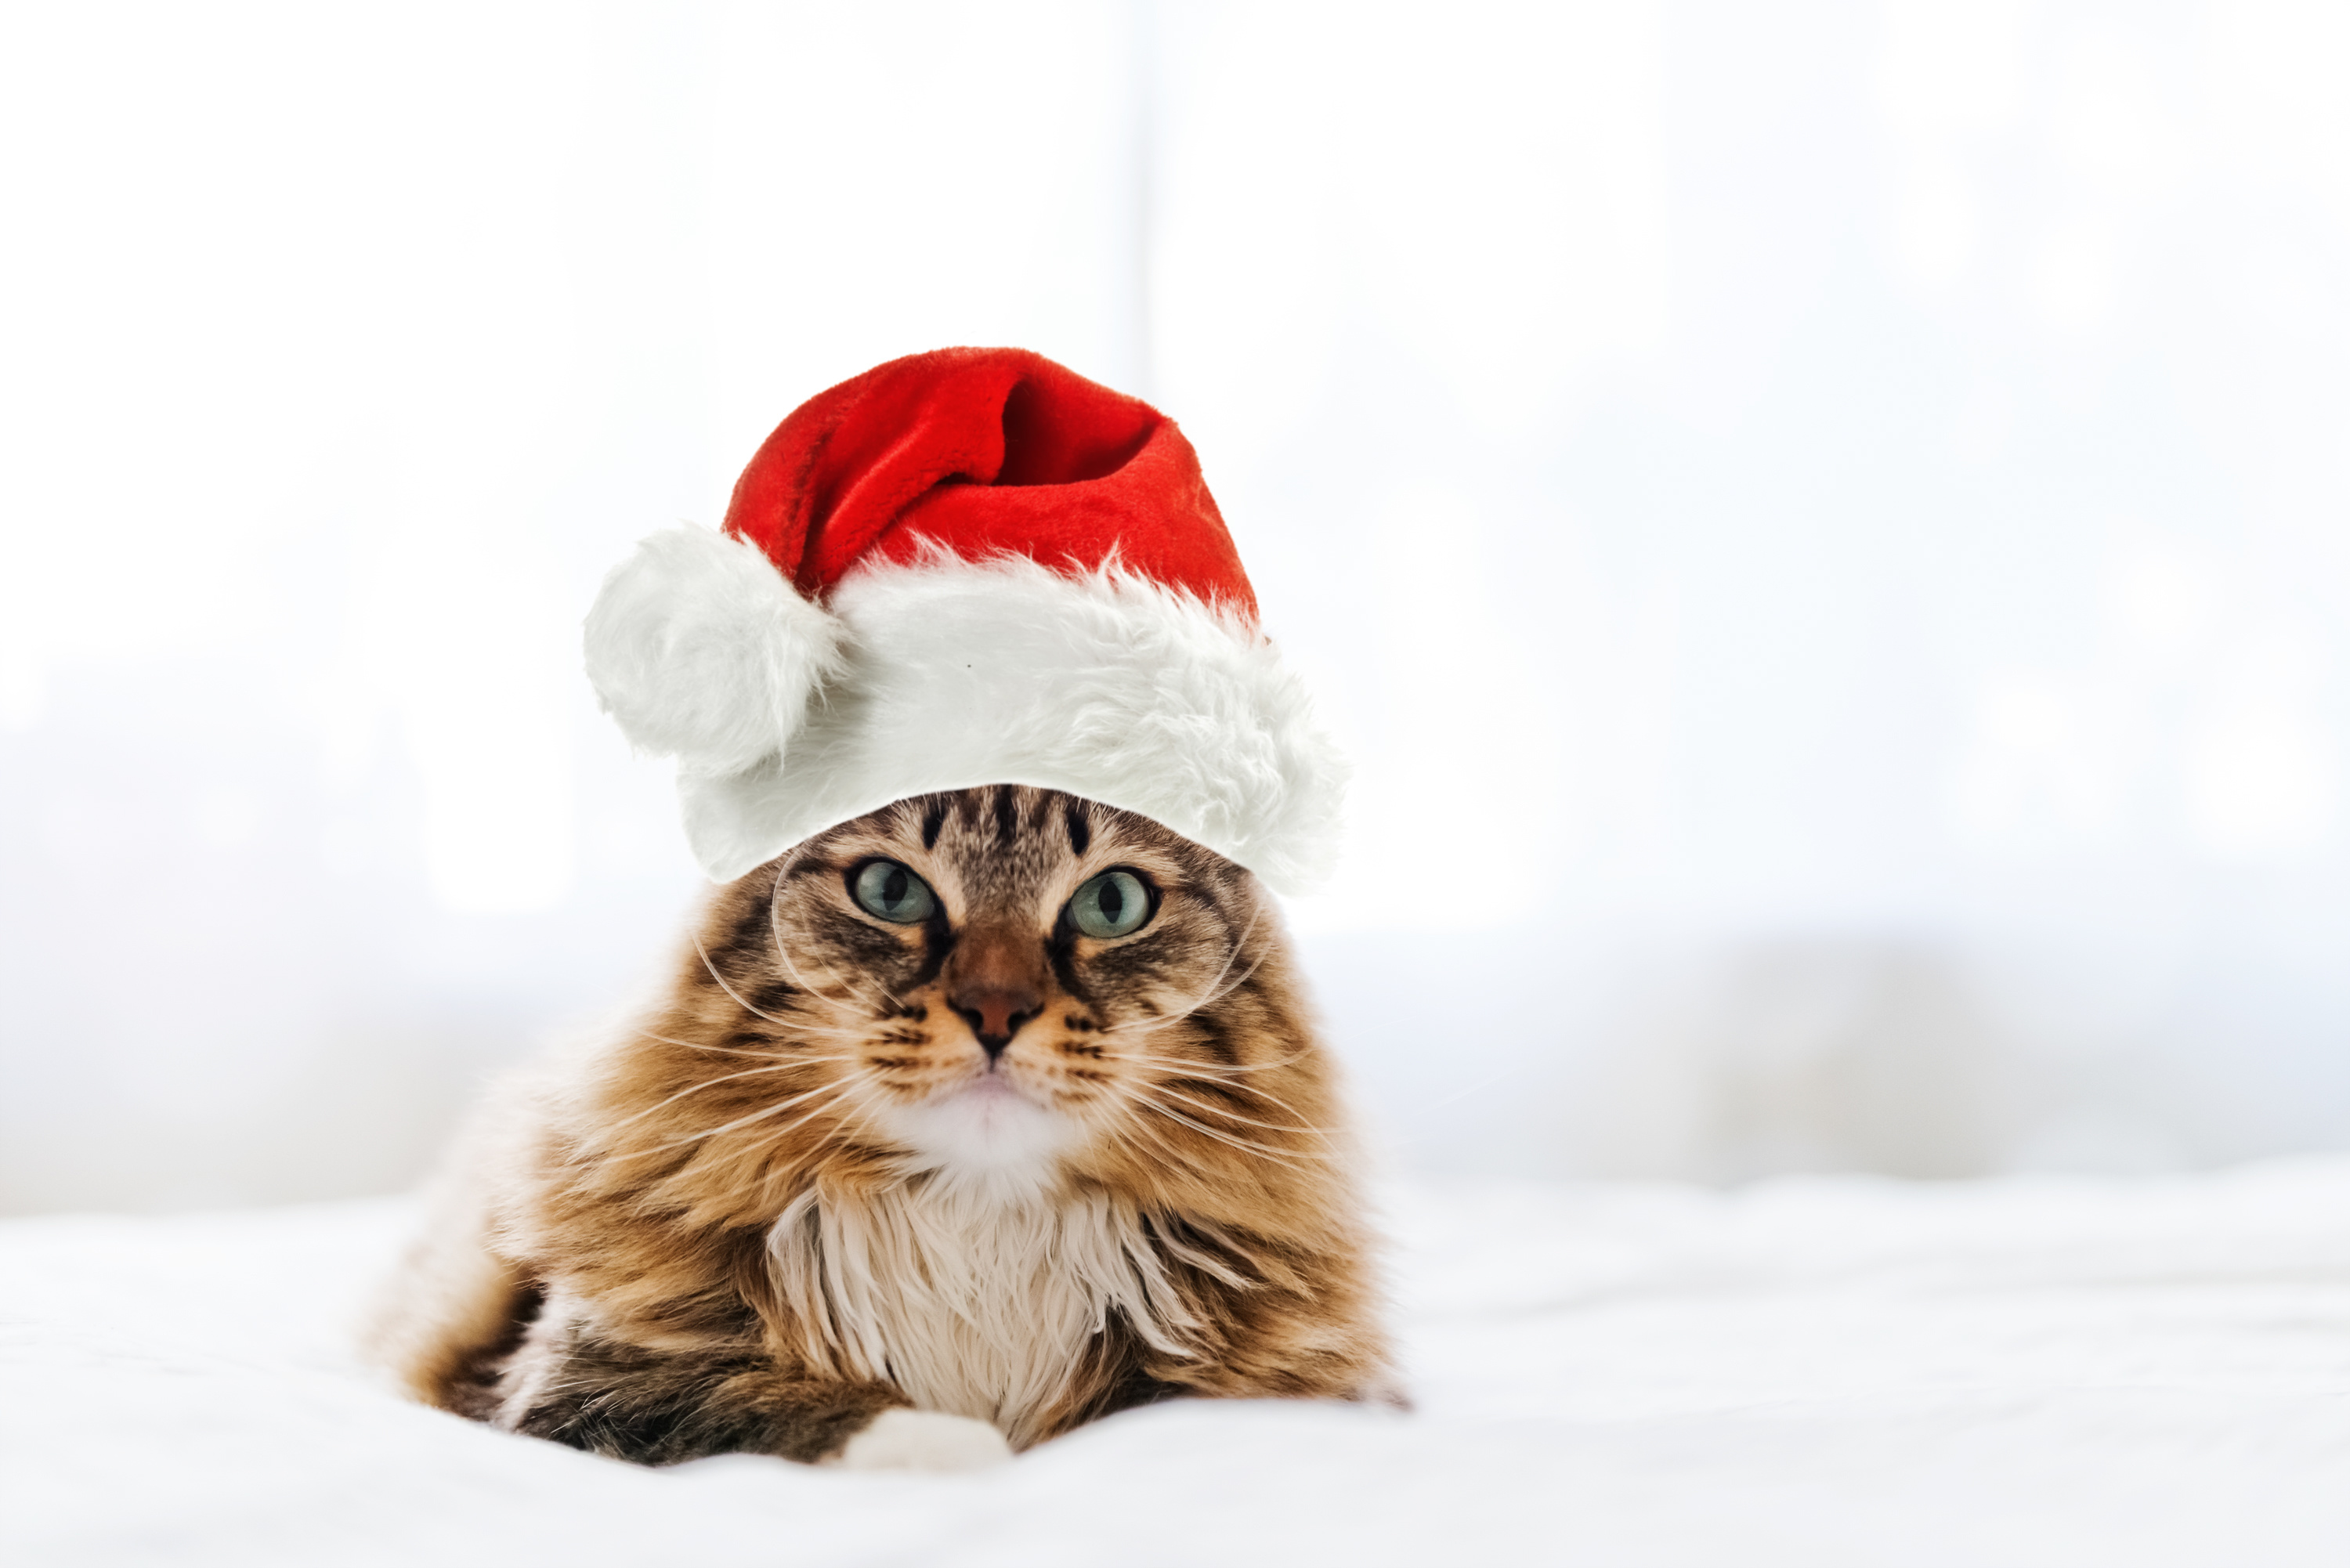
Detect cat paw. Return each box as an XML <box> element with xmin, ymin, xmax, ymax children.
<box><xmin>823</xmin><ymin>1408</ymin><xmax>1013</xmax><ymax>1472</ymax></box>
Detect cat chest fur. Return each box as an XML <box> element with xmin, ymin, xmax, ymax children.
<box><xmin>764</xmin><ymin>1179</ymin><xmax>1197</xmax><ymax>1449</ymax></box>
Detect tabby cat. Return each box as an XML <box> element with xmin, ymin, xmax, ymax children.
<box><xmin>373</xmin><ymin>784</ymin><xmax>1394</xmax><ymax>1469</ymax></box>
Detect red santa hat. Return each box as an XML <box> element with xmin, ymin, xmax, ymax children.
<box><xmin>582</xmin><ymin>347</ymin><xmax>1346</xmax><ymax>893</ymax></box>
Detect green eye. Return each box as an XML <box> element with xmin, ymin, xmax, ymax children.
<box><xmin>1068</xmin><ymin>869</ymin><xmax>1152</xmax><ymax>939</ymax></box>
<box><xmin>852</xmin><ymin>860</ymin><xmax>936</xmax><ymax>923</ymax></box>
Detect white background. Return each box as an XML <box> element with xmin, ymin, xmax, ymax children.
<box><xmin>5</xmin><ymin>0</ymin><xmax>2349</xmax><ymax>1212</ymax></box>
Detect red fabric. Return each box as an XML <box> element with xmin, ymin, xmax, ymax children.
<box><xmin>721</xmin><ymin>348</ymin><xmax>1257</xmax><ymax>617</ymax></box>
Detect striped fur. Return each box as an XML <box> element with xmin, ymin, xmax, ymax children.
<box><xmin>371</xmin><ymin>786</ymin><xmax>1395</xmax><ymax>1466</ymax></box>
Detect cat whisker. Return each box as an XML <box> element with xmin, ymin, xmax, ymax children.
<box><xmin>690</xmin><ymin>925</ymin><xmax>801</xmax><ymax>1028</ymax></box>
<box><xmin>604</xmin><ymin>1053</ymin><xmax>871</xmax><ymax>1133</ymax></box>
<box><xmin>768</xmin><ymin>849</ymin><xmax>898</xmax><ymax>1017</ymax></box>
<box><xmin>633</xmin><ymin>1028</ymin><xmax>786</xmax><ymax>1060</ymax></box>
<box><xmin>1095</xmin><ymin>1046</ymin><xmax>1313</xmax><ymax>1079</ymax></box>
<box><xmin>739</xmin><ymin>1082</ymin><xmax>871</xmax><ymax>1162</ymax></box>
<box><xmin>794</xmin><ymin>1013</ymin><xmax>931</xmax><ymax>1048</ymax></box>
<box><xmin>741</xmin><ymin>1077</ymin><xmax>891</xmax><ymax>1172</ymax></box>
<box><xmin>1118</xmin><ymin>1099</ymin><xmax>1325</xmax><ymax>1177</ymax></box>
<box><xmin>742</xmin><ymin>1014</ymin><xmax>866</xmax><ymax>1048</ymax></box>
<box><xmin>1129</xmin><ymin>1097</ymin><xmax>1332</xmax><ymax>1172</ymax></box>
<box><xmin>606</xmin><ymin>1063</ymin><xmax>813</xmax><ymax>1131</ymax></box>
<box><xmin>1188</xmin><ymin>898</ymin><xmax>1264</xmax><ymax>1006</ymax></box>
<box><xmin>1092</xmin><ymin>1047</ymin><xmax>1331</xmax><ymax>1135</ymax></box>
<box><xmin>1137</xmin><ymin>1082</ymin><xmax>1338</xmax><ymax>1148</ymax></box>
<box><xmin>638</xmin><ymin>1021</ymin><xmax>906</xmax><ymax>1075</ymax></box>
<box><xmin>1070</xmin><ymin>910</ymin><xmax>1276</xmax><ymax>1055</ymax></box>
<box><xmin>1090</xmin><ymin>1111</ymin><xmax>1183</xmax><ymax>1180</ymax></box>
<box><xmin>1111</xmin><ymin>901</ymin><xmax>1269</xmax><ymax>1044</ymax></box>
<box><xmin>1111</xmin><ymin>941</ymin><xmax>1278</xmax><ymax>1045</ymax></box>
<box><xmin>615</xmin><ymin>1075</ymin><xmax>873</xmax><ymax>1160</ymax></box>
<box><xmin>1133</xmin><ymin>1081</ymin><xmax>1340</xmax><ymax>1147</ymax></box>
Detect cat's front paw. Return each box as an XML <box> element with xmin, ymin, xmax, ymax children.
<box><xmin>822</xmin><ymin>1408</ymin><xmax>1013</xmax><ymax>1472</ymax></box>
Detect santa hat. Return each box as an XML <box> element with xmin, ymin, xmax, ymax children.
<box><xmin>582</xmin><ymin>347</ymin><xmax>1346</xmax><ymax>894</ymax></box>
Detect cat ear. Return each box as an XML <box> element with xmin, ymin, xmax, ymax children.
<box><xmin>582</xmin><ymin>525</ymin><xmax>848</xmax><ymax>778</ymax></box>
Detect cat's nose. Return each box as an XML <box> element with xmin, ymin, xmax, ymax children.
<box><xmin>951</xmin><ymin>989</ymin><xmax>1041</xmax><ymax>1060</ymax></box>
<box><xmin>945</xmin><ymin>924</ymin><xmax>1046</xmax><ymax>1060</ymax></box>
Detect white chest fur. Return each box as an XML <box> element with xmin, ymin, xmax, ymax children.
<box><xmin>766</xmin><ymin>1179</ymin><xmax>1195</xmax><ymax>1447</ymax></box>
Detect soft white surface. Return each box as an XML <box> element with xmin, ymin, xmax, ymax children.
<box><xmin>6</xmin><ymin>1162</ymin><xmax>2349</xmax><ymax>1566</ymax></box>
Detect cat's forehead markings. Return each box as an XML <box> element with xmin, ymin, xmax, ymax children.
<box><xmin>992</xmin><ymin>785</ymin><xmax>1020</xmax><ymax>849</ymax></box>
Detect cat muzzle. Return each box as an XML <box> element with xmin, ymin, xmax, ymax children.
<box><xmin>944</xmin><ymin>923</ymin><xmax>1047</xmax><ymax>1060</ymax></box>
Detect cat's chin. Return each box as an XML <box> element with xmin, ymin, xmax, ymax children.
<box><xmin>879</xmin><ymin>1070</ymin><xmax>1080</xmax><ymax>1182</ymax></box>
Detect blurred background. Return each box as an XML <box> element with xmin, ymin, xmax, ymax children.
<box><xmin>5</xmin><ymin>0</ymin><xmax>2349</xmax><ymax>1213</ymax></box>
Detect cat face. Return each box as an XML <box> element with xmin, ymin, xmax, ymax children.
<box><xmin>707</xmin><ymin>785</ymin><xmax>1285</xmax><ymax>1185</ymax></box>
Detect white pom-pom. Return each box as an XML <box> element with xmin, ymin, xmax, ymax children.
<box><xmin>583</xmin><ymin>526</ymin><xmax>846</xmax><ymax>776</ymax></box>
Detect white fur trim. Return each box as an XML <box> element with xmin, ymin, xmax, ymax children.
<box><xmin>674</xmin><ymin>556</ymin><xmax>1348</xmax><ymax>894</ymax></box>
<box><xmin>582</xmin><ymin>525</ymin><xmax>847</xmax><ymax>777</ymax></box>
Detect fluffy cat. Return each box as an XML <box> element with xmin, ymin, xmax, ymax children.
<box><xmin>372</xmin><ymin>784</ymin><xmax>1394</xmax><ymax>1469</ymax></box>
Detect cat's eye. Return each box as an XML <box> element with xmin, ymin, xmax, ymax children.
<box><xmin>1067</xmin><ymin>869</ymin><xmax>1152</xmax><ymax>939</ymax></box>
<box><xmin>851</xmin><ymin>859</ymin><xmax>936</xmax><ymax>924</ymax></box>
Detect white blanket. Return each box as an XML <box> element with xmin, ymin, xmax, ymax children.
<box><xmin>7</xmin><ymin>1161</ymin><xmax>2348</xmax><ymax>1566</ymax></box>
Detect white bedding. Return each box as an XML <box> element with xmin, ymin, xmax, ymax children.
<box><xmin>6</xmin><ymin>1160</ymin><xmax>2348</xmax><ymax>1566</ymax></box>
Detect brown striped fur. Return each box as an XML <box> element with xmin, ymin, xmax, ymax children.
<box><xmin>370</xmin><ymin>786</ymin><xmax>1394</xmax><ymax>1465</ymax></box>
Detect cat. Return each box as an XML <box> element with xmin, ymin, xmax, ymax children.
<box><xmin>371</xmin><ymin>783</ymin><xmax>1395</xmax><ymax>1469</ymax></box>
